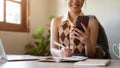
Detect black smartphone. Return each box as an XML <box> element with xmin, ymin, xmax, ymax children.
<box><xmin>76</xmin><ymin>16</ymin><xmax>89</xmax><ymax>32</ymax></box>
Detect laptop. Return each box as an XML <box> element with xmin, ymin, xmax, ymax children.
<box><xmin>0</xmin><ymin>38</ymin><xmax>39</xmax><ymax>61</ymax></box>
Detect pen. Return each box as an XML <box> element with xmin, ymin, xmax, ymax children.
<box><xmin>54</xmin><ymin>41</ymin><xmax>65</xmax><ymax>48</ymax></box>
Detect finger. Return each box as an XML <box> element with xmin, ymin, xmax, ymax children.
<box><xmin>74</xmin><ymin>28</ymin><xmax>84</xmax><ymax>36</ymax></box>
<box><xmin>73</xmin><ymin>30</ymin><xmax>82</xmax><ymax>37</ymax></box>
<box><xmin>66</xmin><ymin>53</ymin><xmax>73</xmax><ymax>57</ymax></box>
<box><xmin>64</xmin><ymin>47</ymin><xmax>72</xmax><ymax>53</ymax></box>
<box><xmin>65</xmin><ymin>50</ymin><xmax>73</xmax><ymax>56</ymax></box>
<box><xmin>74</xmin><ymin>35</ymin><xmax>81</xmax><ymax>40</ymax></box>
<box><xmin>65</xmin><ymin>48</ymin><xmax>72</xmax><ymax>53</ymax></box>
<box><xmin>81</xmin><ymin>22</ymin><xmax>87</xmax><ymax>32</ymax></box>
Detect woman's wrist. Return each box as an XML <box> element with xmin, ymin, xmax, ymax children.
<box><xmin>58</xmin><ymin>50</ymin><xmax>62</xmax><ymax>57</ymax></box>
<box><xmin>84</xmin><ymin>38</ymin><xmax>91</xmax><ymax>46</ymax></box>
<box><xmin>51</xmin><ymin>48</ymin><xmax>62</xmax><ymax>57</ymax></box>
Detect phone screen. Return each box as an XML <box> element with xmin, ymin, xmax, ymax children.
<box><xmin>76</xmin><ymin>16</ymin><xmax>89</xmax><ymax>32</ymax></box>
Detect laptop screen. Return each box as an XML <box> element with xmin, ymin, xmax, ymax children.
<box><xmin>0</xmin><ymin>38</ymin><xmax>7</xmax><ymax>60</ymax></box>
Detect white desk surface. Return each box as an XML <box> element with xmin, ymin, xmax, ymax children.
<box><xmin>0</xmin><ymin>59</ymin><xmax>120</xmax><ymax>68</ymax></box>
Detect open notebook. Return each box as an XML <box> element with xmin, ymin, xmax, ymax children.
<box><xmin>38</xmin><ymin>56</ymin><xmax>87</xmax><ymax>62</ymax></box>
<box><xmin>0</xmin><ymin>38</ymin><xmax>39</xmax><ymax>61</ymax></box>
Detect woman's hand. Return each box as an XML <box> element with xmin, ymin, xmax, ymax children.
<box><xmin>72</xmin><ymin>22</ymin><xmax>90</xmax><ymax>44</ymax></box>
<box><xmin>59</xmin><ymin>46</ymin><xmax>73</xmax><ymax>57</ymax></box>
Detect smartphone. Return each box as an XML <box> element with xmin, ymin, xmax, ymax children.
<box><xmin>76</xmin><ymin>16</ymin><xmax>89</xmax><ymax>32</ymax></box>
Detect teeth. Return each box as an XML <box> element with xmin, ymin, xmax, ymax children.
<box><xmin>72</xmin><ymin>5</ymin><xmax>78</xmax><ymax>8</ymax></box>
<box><xmin>72</xmin><ymin>4</ymin><xmax>79</xmax><ymax>8</ymax></box>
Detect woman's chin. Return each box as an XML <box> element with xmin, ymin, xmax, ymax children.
<box><xmin>71</xmin><ymin>9</ymin><xmax>80</xmax><ymax>12</ymax></box>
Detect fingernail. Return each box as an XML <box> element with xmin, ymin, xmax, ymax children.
<box><xmin>72</xmin><ymin>29</ymin><xmax>74</xmax><ymax>31</ymax></box>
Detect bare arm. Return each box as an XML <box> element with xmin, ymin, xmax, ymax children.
<box><xmin>73</xmin><ymin>18</ymin><xmax>98</xmax><ymax>58</ymax></box>
<box><xmin>85</xmin><ymin>18</ymin><xmax>99</xmax><ymax>58</ymax></box>
<box><xmin>50</xmin><ymin>17</ymin><xmax>60</xmax><ymax>57</ymax></box>
<box><xmin>50</xmin><ymin>17</ymin><xmax>72</xmax><ymax>57</ymax></box>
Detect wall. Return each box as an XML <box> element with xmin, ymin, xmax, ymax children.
<box><xmin>49</xmin><ymin>0</ymin><xmax>120</xmax><ymax>59</ymax></box>
<box><xmin>0</xmin><ymin>0</ymin><xmax>49</xmax><ymax>54</ymax></box>
<box><xmin>30</xmin><ymin>0</ymin><xmax>49</xmax><ymax>33</ymax></box>
<box><xmin>0</xmin><ymin>31</ymin><xmax>29</xmax><ymax>54</ymax></box>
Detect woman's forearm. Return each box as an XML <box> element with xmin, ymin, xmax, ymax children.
<box><xmin>85</xmin><ymin>41</ymin><xmax>96</xmax><ymax>58</ymax></box>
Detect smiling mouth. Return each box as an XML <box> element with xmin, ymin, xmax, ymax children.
<box><xmin>71</xmin><ymin>4</ymin><xmax>79</xmax><ymax>8</ymax></box>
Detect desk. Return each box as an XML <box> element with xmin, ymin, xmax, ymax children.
<box><xmin>0</xmin><ymin>60</ymin><xmax>120</xmax><ymax>68</ymax></box>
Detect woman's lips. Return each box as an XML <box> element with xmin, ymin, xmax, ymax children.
<box><xmin>71</xmin><ymin>4</ymin><xmax>79</xmax><ymax>8</ymax></box>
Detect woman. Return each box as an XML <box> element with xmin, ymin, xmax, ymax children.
<box><xmin>50</xmin><ymin>0</ymin><xmax>108</xmax><ymax>58</ymax></box>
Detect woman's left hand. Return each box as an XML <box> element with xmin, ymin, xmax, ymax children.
<box><xmin>72</xmin><ymin>22</ymin><xmax>90</xmax><ymax>44</ymax></box>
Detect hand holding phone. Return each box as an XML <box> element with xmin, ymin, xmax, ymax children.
<box><xmin>76</xmin><ymin>16</ymin><xmax>89</xmax><ymax>32</ymax></box>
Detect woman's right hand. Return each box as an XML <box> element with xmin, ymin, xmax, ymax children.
<box><xmin>59</xmin><ymin>46</ymin><xmax>73</xmax><ymax>57</ymax></box>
